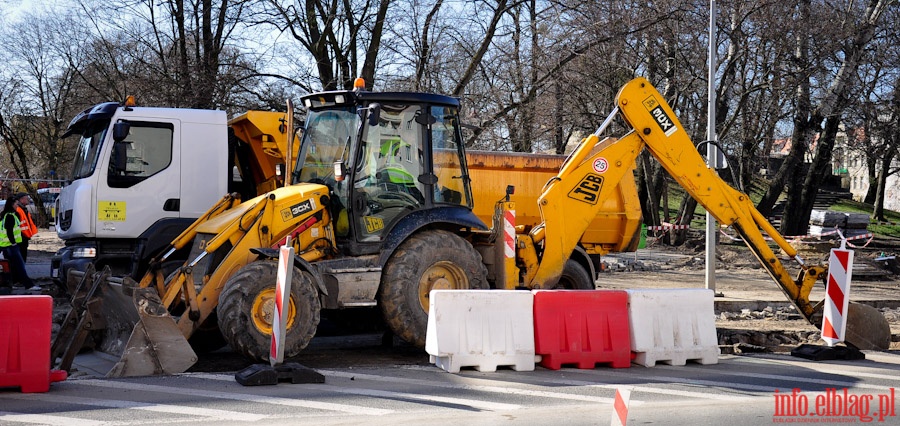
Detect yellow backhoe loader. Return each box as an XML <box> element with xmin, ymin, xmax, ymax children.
<box><xmin>64</xmin><ymin>77</ymin><xmax>888</xmax><ymax>377</ymax></box>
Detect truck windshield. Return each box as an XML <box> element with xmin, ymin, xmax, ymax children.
<box><xmin>69</xmin><ymin>120</ymin><xmax>110</xmax><ymax>180</ymax></box>
<box><xmin>294</xmin><ymin>108</ymin><xmax>357</xmax><ymax>184</ymax></box>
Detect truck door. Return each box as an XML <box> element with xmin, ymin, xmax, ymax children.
<box><xmin>96</xmin><ymin>119</ymin><xmax>181</xmax><ymax>238</ymax></box>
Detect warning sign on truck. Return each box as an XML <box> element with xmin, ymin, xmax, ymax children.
<box><xmin>98</xmin><ymin>201</ymin><xmax>126</xmax><ymax>221</ymax></box>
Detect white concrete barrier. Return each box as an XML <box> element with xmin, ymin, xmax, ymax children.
<box><xmin>425</xmin><ymin>290</ymin><xmax>535</xmax><ymax>373</ymax></box>
<box><xmin>626</xmin><ymin>289</ymin><xmax>719</xmax><ymax>366</ymax></box>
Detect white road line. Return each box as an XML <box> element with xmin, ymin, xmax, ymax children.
<box><xmin>0</xmin><ymin>411</ymin><xmax>103</xmax><ymax>426</ymax></box>
<box><xmin>655</xmin><ymin>364</ymin><xmax>896</xmax><ymax>391</ymax></box>
<box><xmin>71</xmin><ymin>379</ymin><xmax>392</xmax><ymax>416</ymax></box>
<box><xmin>319</xmin><ymin>370</ymin><xmax>619</xmax><ymax>404</ymax></box>
<box><xmin>315</xmin><ymin>384</ymin><xmax>521</xmax><ymax>411</ymax></box>
<box><xmin>4</xmin><ymin>392</ymin><xmax>267</xmax><ymax>421</ymax></box>
<box><xmin>569</xmin><ymin>369</ymin><xmax>779</xmax><ymax>393</ymax></box>
<box><xmin>729</xmin><ymin>355</ymin><xmax>900</xmax><ymax>379</ymax></box>
<box><xmin>472</xmin><ymin>370</ymin><xmax>753</xmax><ymax>402</ymax></box>
<box><xmin>192</xmin><ymin>373</ymin><xmax>522</xmax><ymax>410</ymax></box>
<box><xmin>191</xmin><ymin>370</ymin><xmax>616</xmax><ymax>409</ymax></box>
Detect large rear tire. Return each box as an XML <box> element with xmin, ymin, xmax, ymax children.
<box><xmin>218</xmin><ymin>261</ymin><xmax>320</xmax><ymax>362</ymax></box>
<box><xmin>380</xmin><ymin>230</ymin><xmax>489</xmax><ymax>347</ymax></box>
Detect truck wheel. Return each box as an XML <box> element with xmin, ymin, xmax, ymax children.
<box><xmin>557</xmin><ymin>259</ymin><xmax>595</xmax><ymax>290</ymax></box>
<box><xmin>217</xmin><ymin>261</ymin><xmax>320</xmax><ymax>362</ymax></box>
<box><xmin>380</xmin><ymin>230</ymin><xmax>488</xmax><ymax>347</ymax></box>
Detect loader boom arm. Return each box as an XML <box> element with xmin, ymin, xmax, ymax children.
<box><xmin>529</xmin><ymin>77</ymin><xmax>822</xmax><ymax>321</ymax></box>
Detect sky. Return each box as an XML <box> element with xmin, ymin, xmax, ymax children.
<box><xmin>1</xmin><ymin>0</ymin><xmax>63</xmax><ymax>23</ymax></box>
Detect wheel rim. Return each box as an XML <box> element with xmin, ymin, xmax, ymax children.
<box><xmin>417</xmin><ymin>261</ymin><xmax>468</xmax><ymax>311</ymax></box>
<box><xmin>250</xmin><ymin>288</ymin><xmax>297</xmax><ymax>334</ymax></box>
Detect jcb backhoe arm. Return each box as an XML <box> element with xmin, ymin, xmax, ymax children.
<box><xmin>614</xmin><ymin>78</ymin><xmax>822</xmax><ymax>320</ymax></box>
<box><xmin>528</xmin><ymin>77</ymin><xmax>889</xmax><ymax>349</ymax></box>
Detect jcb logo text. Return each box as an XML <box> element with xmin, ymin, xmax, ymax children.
<box><xmin>568</xmin><ymin>174</ymin><xmax>604</xmax><ymax>205</ymax></box>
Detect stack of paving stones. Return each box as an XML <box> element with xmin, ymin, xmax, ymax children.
<box><xmin>599</xmin><ymin>258</ymin><xmax>660</xmax><ymax>272</ymax></box>
<box><xmin>809</xmin><ymin>209</ymin><xmax>871</xmax><ymax>238</ymax></box>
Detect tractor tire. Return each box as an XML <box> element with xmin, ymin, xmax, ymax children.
<box><xmin>380</xmin><ymin>230</ymin><xmax>489</xmax><ymax>347</ymax></box>
<box><xmin>556</xmin><ymin>259</ymin><xmax>595</xmax><ymax>290</ymax></box>
<box><xmin>217</xmin><ymin>261</ymin><xmax>320</xmax><ymax>362</ymax></box>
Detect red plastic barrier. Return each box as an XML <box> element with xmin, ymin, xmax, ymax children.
<box><xmin>533</xmin><ymin>290</ymin><xmax>631</xmax><ymax>370</ymax></box>
<box><xmin>0</xmin><ymin>295</ymin><xmax>68</xmax><ymax>392</ymax></box>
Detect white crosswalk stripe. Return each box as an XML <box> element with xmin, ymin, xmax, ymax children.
<box><xmin>71</xmin><ymin>379</ymin><xmax>393</xmax><ymax>416</ymax></box>
<box><xmin>0</xmin><ymin>411</ymin><xmax>103</xmax><ymax>426</ymax></box>
<box><xmin>193</xmin><ymin>371</ymin><xmax>619</xmax><ymax>403</ymax></box>
<box><xmin>192</xmin><ymin>373</ymin><xmax>524</xmax><ymax>410</ymax></box>
<box><xmin>4</xmin><ymin>392</ymin><xmax>267</xmax><ymax>421</ymax></box>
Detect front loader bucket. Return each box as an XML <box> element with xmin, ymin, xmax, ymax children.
<box><xmin>106</xmin><ymin>286</ymin><xmax>198</xmax><ymax>377</ymax></box>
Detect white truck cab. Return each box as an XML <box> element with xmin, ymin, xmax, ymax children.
<box><xmin>52</xmin><ymin>101</ymin><xmax>229</xmax><ymax>282</ymax></box>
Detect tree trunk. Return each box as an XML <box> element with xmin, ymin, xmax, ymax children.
<box><xmin>360</xmin><ymin>0</ymin><xmax>390</xmax><ymax>87</ymax></box>
<box><xmin>637</xmin><ymin>151</ymin><xmax>659</xmax><ymax>229</ymax></box>
<box><xmin>758</xmin><ymin>0</ymin><xmax>811</xmax><ymax>219</ymax></box>
<box><xmin>788</xmin><ymin>115</ymin><xmax>840</xmax><ymax>235</ymax></box>
<box><xmin>873</xmin><ymin>149</ymin><xmax>895</xmax><ymax>221</ymax></box>
<box><xmin>673</xmin><ymin>193</ymin><xmax>697</xmax><ymax>246</ymax></box>
<box><xmin>864</xmin><ymin>156</ymin><xmax>878</xmax><ymax>204</ymax></box>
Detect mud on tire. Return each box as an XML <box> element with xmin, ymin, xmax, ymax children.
<box><xmin>380</xmin><ymin>230</ymin><xmax>488</xmax><ymax>347</ymax></box>
<box><xmin>217</xmin><ymin>261</ymin><xmax>320</xmax><ymax>362</ymax></box>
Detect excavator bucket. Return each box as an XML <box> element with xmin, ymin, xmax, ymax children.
<box><xmin>844</xmin><ymin>302</ymin><xmax>891</xmax><ymax>351</ymax></box>
<box><xmin>106</xmin><ymin>286</ymin><xmax>197</xmax><ymax>377</ymax></box>
<box><xmin>811</xmin><ymin>301</ymin><xmax>891</xmax><ymax>351</ymax></box>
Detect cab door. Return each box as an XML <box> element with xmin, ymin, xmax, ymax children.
<box><xmin>95</xmin><ymin>119</ymin><xmax>181</xmax><ymax>238</ymax></box>
<box><xmin>351</xmin><ymin>104</ymin><xmax>427</xmax><ymax>242</ymax></box>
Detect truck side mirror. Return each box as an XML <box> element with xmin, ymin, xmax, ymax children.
<box><xmin>113</xmin><ymin>121</ymin><xmax>130</xmax><ymax>142</ymax></box>
<box><xmin>112</xmin><ymin>141</ymin><xmax>129</xmax><ymax>174</ymax></box>
<box><xmin>334</xmin><ymin>160</ymin><xmax>346</xmax><ymax>182</ymax></box>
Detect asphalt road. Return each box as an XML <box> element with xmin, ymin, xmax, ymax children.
<box><xmin>3</xmin><ymin>346</ymin><xmax>899</xmax><ymax>425</ymax></box>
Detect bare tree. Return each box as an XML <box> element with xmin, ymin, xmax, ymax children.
<box><xmin>0</xmin><ymin>11</ymin><xmax>82</xmax><ymax>223</ymax></box>
<box><xmin>759</xmin><ymin>0</ymin><xmax>894</xmax><ymax>235</ymax></box>
<box><xmin>64</xmin><ymin>0</ymin><xmax>268</xmax><ymax>111</ymax></box>
<box><xmin>257</xmin><ymin>0</ymin><xmax>391</xmax><ymax>91</ymax></box>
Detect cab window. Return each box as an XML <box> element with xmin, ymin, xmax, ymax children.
<box><xmin>108</xmin><ymin>121</ymin><xmax>174</xmax><ymax>188</ymax></box>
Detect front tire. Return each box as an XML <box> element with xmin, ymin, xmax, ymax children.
<box><xmin>556</xmin><ymin>259</ymin><xmax>595</xmax><ymax>290</ymax></box>
<box><xmin>380</xmin><ymin>230</ymin><xmax>489</xmax><ymax>347</ymax></box>
<box><xmin>218</xmin><ymin>261</ymin><xmax>320</xmax><ymax>362</ymax></box>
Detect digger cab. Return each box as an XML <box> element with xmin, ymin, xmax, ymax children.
<box><xmin>294</xmin><ymin>90</ymin><xmax>482</xmax><ymax>254</ymax></box>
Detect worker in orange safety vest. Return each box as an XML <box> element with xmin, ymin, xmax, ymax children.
<box><xmin>14</xmin><ymin>192</ymin><xmax>38</xmax><ymax>263</ymax></box>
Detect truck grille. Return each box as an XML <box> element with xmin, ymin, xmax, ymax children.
<box><xmin>59</xmin><ymin>210</ymin><xmax>72</xmax><ymax>231</ymax></box>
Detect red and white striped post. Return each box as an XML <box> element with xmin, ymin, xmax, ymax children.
<box><xmin>504</xmin><ymin>208</ymin><xmax>515</xmax><ymax>260</ymax></box>
<box><xmin>611</xmin><ymin>387</ymin><xmax>631</xmax><ymax>426</ymax></box>
<box><xmin>822</xmin><ymin>242</ymin><xmax>853</xmax><ymax>347</ymax></box>
<box><xmin>497</xmin><ymin>200</ymin><xmax>518</xmax><ymax>290</ymax></box>
<box><xmin>270</xmin><ymin>245</ymin><xmax>295</xmax><ymax>366</ymax></box>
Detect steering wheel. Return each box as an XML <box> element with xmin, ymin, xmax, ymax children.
<box><xmin>370</xmin><ymin>189</ymin><xmax>420</xmax><ymax>210</ymax></box>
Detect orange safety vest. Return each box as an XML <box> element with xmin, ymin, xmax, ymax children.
<box><xmin>15</xmin><ymin>205</ymin><xmax>37</xmax><ymax>239</ymax></box>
